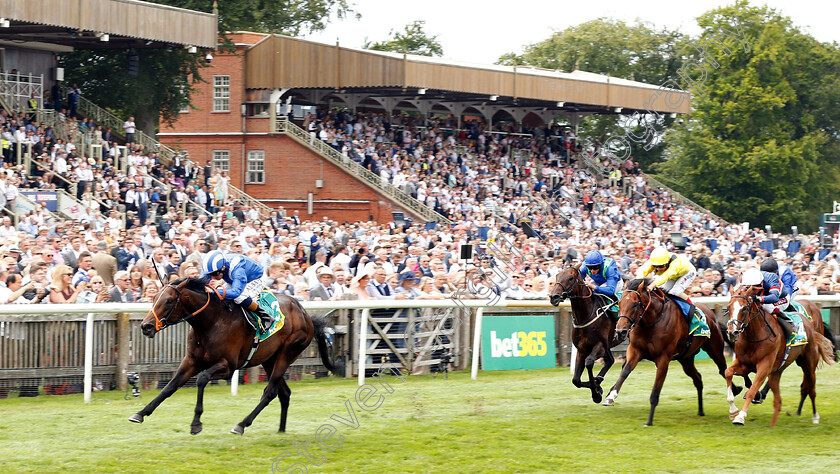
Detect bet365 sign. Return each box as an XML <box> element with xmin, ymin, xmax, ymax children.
<box><xmin>481</xmin><ymin>315</ymin><xmax>556</xmax><ymax>370</ymax></box>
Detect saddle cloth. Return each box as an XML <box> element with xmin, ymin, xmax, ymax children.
<box><xmin>671</xmin><ymin>297</ymin><xmax>710</xmax><ymax>337</ymax></box>
<box><xmin>244</xmin><ymin>290</ymin><xmax>286</xmax><ymax>341</ymax></box>
<box><xmin>782</xmin><ymin>304</ymin><xmax>808</xmax><ymax>347</ymax></box>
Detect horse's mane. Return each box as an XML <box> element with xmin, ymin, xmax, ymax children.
<box><xmin>173</xmin><ymin>277</ymin><xmax>209</xmax><ymax>293</ymax></box>
<box><xmin>625</xmin><ymin>277</ymin><xmax>653</xmax><ymax>291</ymax></box>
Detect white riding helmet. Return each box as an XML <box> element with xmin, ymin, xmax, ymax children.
<box><xmin>741</xmin><ymin>268</ymin><xmax>762</xmax><ymax>286</ymax></box>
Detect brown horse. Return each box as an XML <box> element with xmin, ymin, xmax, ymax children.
<box><xmin>549</xmin><ymin>265</ymin><xmax>619</xmax><ymax>403</ymax></box>
<box><xmin>733</xmin><ymin>298</ymin><xmax>836</xmax><ymax>407</ymax></box>
<box><xmin>128</xmin><ymin>278</ymin><xmax>335</xmax><ymax>435</ymax></box>
<box><xmin>604</xmin><ymin>278</ymin><xmax>738</xmax><ymax>426</ymax></box>
<box><xmin>724</xmin><ymin>286</ymin><xmax>834</xmax><ymax>426</ymax></box>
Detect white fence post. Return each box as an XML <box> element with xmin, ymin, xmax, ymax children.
<box><xmin>83</xmin><ymin>312</ymin><xmax>95</xmax><ymax>403</ymax></box>
<box><xmin>357</xmin><ymin>308</ymin><xmax>370</xmax><ymax>386</ymax></box>
<box><xmin>471</xmin><ymin>308</ymin><xmax>484</xmax><ymax>380</ymax></box>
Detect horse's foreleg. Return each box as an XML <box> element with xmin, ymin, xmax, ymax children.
<box><xmin>603</xmin><ymin>347</ymin><xmax>641</xmax><ymax>406</ymax></box>
<box><xmin>571</xmin><ymin>347</ymin><xmax>590</xmax><ymax>389</ymax></box>
<box><xmin>706</xmin><ymin>335</ymin><xmax>742</xmax><ymax>397</ymax></box>
<box><xmin>584</xmin><ymin>348</ymin><xmax>603</xmax><ymax>403</ymax></box>
<box><xmin>680</xmin><ymin>357</ymin><xmax>705</xmax><ymax>417</ymax></box>
<box><xmin>232</xmin><ymin>355</ymin><xmax>293</xmax><ymax>435</ymax></box>
<box><xmin>191</xmin><ymin>360</ymin><xmax>232</xmax><ymax>435</ymax></box>
<box><xmin>645</xmin><ymin>356</ymin><xmax>671</xmax><ymax>426</ymax></box>
<box><xmin>768</xmin><ymin>372</ymin><xmax>783</xmax><ymax>427</ymax></box>
<box><xmin>595</xmin><ymin>342</ymin><xmax>615</xmax><ymax>383</ymax></box>
<box><xmin>733</xmin><ymin>360</ymin><xmax>771</xmax><ymax>425</ymax></box>
<box><xmin>725</xmin><ymin>362</ymin><xmax>745</xmax><ymax>419</ymax></box>
<box><xmin>129</xmin><ymin>357</ymin><xmax>200</xmax><ymax>424</ymax></box>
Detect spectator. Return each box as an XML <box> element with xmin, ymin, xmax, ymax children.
<box><xmin>49</xmin><ymin>264</ymin><xmax>86</xmax><ymax>303</ymax></box>
<box><xmin>109</xmin><ymin>270</ymin><xmax>134</xmax><ymax>302</ymax></box>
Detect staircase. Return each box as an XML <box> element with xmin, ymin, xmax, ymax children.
<box><xmin>272</xmin><ymin>116</ymin><xmax>451</xmax><ymax>225</ymax></box>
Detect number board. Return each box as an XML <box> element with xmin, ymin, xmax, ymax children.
<box><xmin>481</xmin><ymin>315</ymin><xmax>556</xmax><ymax>370</ymax></box>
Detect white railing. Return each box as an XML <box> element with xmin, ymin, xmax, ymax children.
<box><xmin>0</xmin><ymin>71</ymin><xmax>42</xmax><ymax>114</ymax></box>
<box><xmin>273</xmin><ymin>116</ymin><xmax>451</xmax><ymax>225</ymax></box>
<box><xmin>3</xmin><ymin>295</ymin><xmax>837</xmax><ymax>402</ymax></box>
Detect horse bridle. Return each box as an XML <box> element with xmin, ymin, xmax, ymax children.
<box><xmin>617</xmin><ymin>287</ymin><xmax>665</xmax><ymax>331</ymax></box>
<box><xmin>150</xmin><ymin>281</ymin><xmax>213</xmax><ymax>331</ymax></box>
<box><xmin>553</xmin><ymin>271</ymin><xmax>593</xmax><ymax>301</ymax></box>
<box><xmin>727</xmin><ymin>292</ymin><xmax>776</xmax><ymax>342</ymax></box>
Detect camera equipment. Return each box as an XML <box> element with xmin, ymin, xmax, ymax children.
<box><xmin>125</xmin><ymin>371</ymin><xmax>141</xmax><ymax>399</ymax></box>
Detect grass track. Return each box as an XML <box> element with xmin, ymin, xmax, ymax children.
<box><xmin>2</xmin><ymin>360</ymin><xmax>840</xmax><ymax>472</ymax></box>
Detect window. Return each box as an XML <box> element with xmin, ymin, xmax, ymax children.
<box><xmin>247</xmin><ymin>150</ymin><xmax>265</xmax><ymax>184</ymax></box>
<box><xmin>212</xmin><ymin>150</ymin><xmax>229</xmax><ymax>172</ymax></box>
<box><xmin>213</xmin><ymin>75</ymin><xmax>230</xmax><ymax>112</ymax></box>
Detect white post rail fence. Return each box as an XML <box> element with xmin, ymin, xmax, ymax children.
<box><xmin>1</xmin><ymin>296</ymin><xmax>838</xmax><ymax>402</ymax></box>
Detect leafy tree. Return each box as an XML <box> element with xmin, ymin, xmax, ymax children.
<box><xmin>59</xmin><ymin>0</ymin><xmax>357</xmax><ymax>135</ymax></box>
<box><xmin>497</xmin><ymin>19</ymin><xmax>687</xmax><ymax>167</ymax></box>
<box><xmin>655</xmin><ymin>1</ymin><xmax>840</xmax><ymax>231</ymax></box>
<box><xmin>364</xmin><ymin>20</ymin><xmax>443</xmax><ymax>57</ymax></box>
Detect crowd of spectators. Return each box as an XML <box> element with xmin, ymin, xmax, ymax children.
<box><xmin>1</xmin><ymin>100</ymin><xmax>839</xmax><ymax>308</ymax></box>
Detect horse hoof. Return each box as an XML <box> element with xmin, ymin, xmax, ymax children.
<box><xmin>191</xmin><ymin>424</ymin><xmax>203</xmax><ymax>435</ymax></box>
<box><xmin>729</xmin><ymin>411</ymin><xmax>739</xmax><ymax>420</ymax></box>
<box><xmin>698</xmin><ymin>411</ymin><xmax>705</xmax><ymax>417</ymax></box>
<box><xmin>732</xmin><ymin>418</ymin><xmax>744</xmax><ymax>425</ymax></box>
<box><xmin>128</xmin><ymin>413</ymin><xmax>144</xmax><ymax>424</ymax></box>
<box><xmin>813</xmin><ymin>413</ymin><xmax>820</xmax><ymax>424</ymax></box>
<box><xmin>733</xmin><ymin>411</ymin><xmax>747</xmax><ymax>425</ymax></box>
<box><xmin>732</xmin><ymin>385</ymin><xmax>743</xmax><ymax>397</ymax></box>
<box><xmin>230</xmin><ymin>425</ymin><xmax>244</xmax><ymax>435</ymax></box>
<box><xmin>602</xmin><ymin>398</ymin><xmax>615</xmax><ymax>406</ymax></box>
<box><xmin>592</xmin><ymin>392</ymin><xmax>603</xmax><ymax>404</ymax></box>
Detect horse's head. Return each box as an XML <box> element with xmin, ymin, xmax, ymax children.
<box><xmin>615</xmin><ymin>278</ymin><xmax>652</xmax><ymax>342</ymax></box>
<box><xmin>140</xmin><ymin>278</ymin><xmax>211</xmax><ymax>338</ymax></box>
<box><xmin>726</xmin><ymin>281</ymin><xmax>762</xmax><ymax>340</ymax></box>
<box><xmin>549</xmin><ymin>264</ymin><xmax>583</xmax><ymax>306</ymax></box>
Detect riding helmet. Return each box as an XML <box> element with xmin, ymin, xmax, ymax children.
<box><xmin>759</xmin><ymin>258</ymin><xmax>778</xmax><ymax>273</ymax></box>
<box><xmin>202</xmin><ymin>250</ymin><xmax>228</xmax><ymax>276</ymax></box>
<box><xmin>584</xmin><ymin>250</ymin><xmax>604</xmax><ymax>267</ymax></box>
<box><xmin>649</xmin><ymin>247</ymin><xmax>670</xmax><ymax>266</ymax></box>
<box><xmin>741</xmin><ymin>268</ymin><xmax>762</xmax><ymax>286</ymax></box>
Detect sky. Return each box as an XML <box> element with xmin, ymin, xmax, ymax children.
<box><xmin>305</xmin><ymin>0</ymin><xmax>840</xmax><ymax>66</ymax></box>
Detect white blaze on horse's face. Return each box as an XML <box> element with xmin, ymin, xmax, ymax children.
<box><xmin>729</xmin><ymin>300</ymin><xmax>743</xmax><ymax>332</ymax></box>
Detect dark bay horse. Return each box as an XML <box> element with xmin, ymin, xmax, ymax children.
<box><xmin>128</xmin><ymin>278</ymin><xmax>335</xmax><ymax>435</ymax></box>
<box><xmin>725</xmin><ymin>285</ymin><xmax>835</xmax><ymax>426</ymax></box>
<box><xmin>549</xmin><ymin>265</ymin><xmax>619</xmax><ymax>403</ymax></box>
<box><xmin>605</xmin><ymin>278</ymin><xmax>739</xmax><ymax>426</ymax></box>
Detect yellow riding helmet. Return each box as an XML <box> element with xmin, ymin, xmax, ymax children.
<box><xmin>649</xmin><ymin>247</ymin><xmax>671</xmax><ymax>266</ymax></box>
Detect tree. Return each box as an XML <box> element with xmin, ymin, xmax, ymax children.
<box><xmin>59</xmin><ymin>0</ymin><xmax>357</xmax><ymax>135</ymax></box>
<box><xmin>364</xmin><ymin>20</ymin><xmax>443</xmax><ymax>57</ymax></box>
<box><xmin>654</xmin><ymin>1</ymin><xmax>840</xmax><ymax>231</ymax></box>
<box><xmin>497</xmin><ymin>19</ymin><xmax>687</xmax><ymax>167</ymax></box>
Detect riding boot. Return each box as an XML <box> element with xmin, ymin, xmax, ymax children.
<box><xmin>773</xmin><ymin>308</ymin><xmax>794</xmax><ymax>343</ymax></box>
<box><xmin>245</xmin><ymin>300</ymin><xmax>274</xmax><ymax>333</ymax></box>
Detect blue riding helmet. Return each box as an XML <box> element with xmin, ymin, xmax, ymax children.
<box><xmin>201</xmin><ymin>250</ymin><xmax>228</xmax><ymax>276</ymax></box>
<box><xmin>584</xmin><ymin>250</ymin><xmax>604</xmax><ymax>268</ymax></box>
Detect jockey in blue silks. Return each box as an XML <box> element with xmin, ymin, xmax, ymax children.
<box><xmin>760</xmin><ymin>257</ymin><xmax>799</xmax><ymax>309</ymax></box>
<box><xmin>740</xmin><ymin>267</ymin><xmax>794</xmax><ymax>342</ymax></box>
<box><xmin>202</xmin><ymin>249</ymin><xmax>273</xmax><ymax>331</ymax></box>
<box><xmin>580</xmin><ymin>250</ymin><xmax>622</xmax><ymax>297</ymax></box>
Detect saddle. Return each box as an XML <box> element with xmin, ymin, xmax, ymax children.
<box><xmin>666</xmin><ymin>293</ymin><xmax>695</xmax><ymax>321</ymax></box>
<box><xmin>593</xmin><ymin>293</ymin><xmax>619</xmax><ymax>323</ymax></box>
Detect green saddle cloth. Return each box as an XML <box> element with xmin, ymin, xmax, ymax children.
<box><xmin>245</xmin><ymin>290</ymin><xmax>286</xmax><ymax>342</ymax></box>
<box><xmin>609</xmin><ymin>291</ymin><xmax>622</xmax><ymax>313</ymax></box>
<box><xmin>783</xmin><ymin>303</ymin><xmax>808</xmax><ymax>347</ymax></box>
<box><xmin>689</xmin><ymin>307</ymin><xmax>711</xmax><ymax>337</ymax></box>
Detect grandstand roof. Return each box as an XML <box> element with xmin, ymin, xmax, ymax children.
<box><xmin>245</xmin><ymin>34</ymin><xmax>691</xmax><ymax>115</ymax></box>
<box><xmin>0</xmin><ymin>0</ymin><xmax>217</xmax><ymax>51</ymax></box>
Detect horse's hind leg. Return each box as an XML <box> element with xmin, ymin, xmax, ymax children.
<box><xmin>799</xmin><ymin>355</ymin><xmax>819</xmax><ymax>423</ymax></box>
<box><xmin>584</xmin><ymin>348</ymin><xmax>604</xmax><ymax>403</ymax></box>
<box><xmin>191</xmin><ymin>361</ymin><xmax>231</xmax><ymax>435</ymax></box>
<box><xmin>277</xmin><ymin>377</ymin><xmax>292</xmax><ymax>433</ymax></box>
<box><xmin>680</xmin><ymin>357</ymin><xmax>705</xmax><ymax>417</ymax></box>
<box><xmin>130</xmin><ymin>357</ymin><xmax>200</xmax><ymax>424</ymax></box>
<box><xmin>571</xmin><ymin>348</ymin><xmax>591</xmax><ymax>390</ymax></box>
<box><xmin>232</xmin><ymin>355</ymin><xmax>293</xmax><ymax>435</ymax></box>
<box><xmin>595</xmin><ymin>341</ymin><xmax>615</xmax><ymax>384</ymax></box>
<box><xmin>769</xmin><ymin>372</ymin><xmax>783</xmax><ymax>427</ymax></box>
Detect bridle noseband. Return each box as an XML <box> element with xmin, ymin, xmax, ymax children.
<box><xmin>617</xmin><ymin>287</ymin><xmax>665</xmax><ymax>332</ymax></box>
<box><xmin>150</xmin><ymin>281</ymin><xmax>213</xmax><ymax>331</ymax></box>
<box><xmin>727</xmin><ymin>291</ymin><xmax>775</xmax><ymax>342</ymax></box>
<box><xmin>553</xmin><ymin>271</ymin><xmax>593</xmax><ymax>301</ymax></box>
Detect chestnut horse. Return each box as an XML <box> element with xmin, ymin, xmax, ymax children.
<box><xmin>725</xmin><ymin>285</ymin><xmax>834</xmax><ymax>426</ymax></box>
<box><xmin>604</xmin><ymin>278</ymin><xmax>738</xmax><ymax>426</ymax></box>
<box><xmin>549</xmin><ymin>265</ymin><xmax>620</xmax><ymax>403</ymax></box>
<box><xmin>128</xmin><ymin>278</ymin><xmax>335</xmax><ymax>435</ymax></box>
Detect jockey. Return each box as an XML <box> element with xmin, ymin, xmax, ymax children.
<box><xmin>580</xmin><ymin>249</ymin><xmax>622</xmax><ymax>297</ymax></box>
<box><xmin>740</xmin><ymin>267</ymin><xmax>794</xmax><ymax>342</ymax></box>
<box><xmin>760</xmin><ymin>258</ymin><xmax>799</xmax><ymax>310</ymax></box>
<box><xmin>201</xmin><ymin>249</ymin><xmax>274</xmax><ymax>332</ymax></box>
<box><xmin>636</xmin><ymin>247</ymin><xmax>696</xmax><ymax>301</ymax></box>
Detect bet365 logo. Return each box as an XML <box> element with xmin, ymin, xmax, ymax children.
<box><xmin>490</xmin><ymin>331</ymin><xmax>548</xmax><ymax>358</ymax></box>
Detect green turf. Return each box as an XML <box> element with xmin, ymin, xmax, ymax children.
<box><xmin>2</xmin><ymin>360</ymin><xmax>840</xmax><ymax>473</ymax></box>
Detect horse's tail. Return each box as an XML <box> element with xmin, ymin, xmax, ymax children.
<box><xmin>813</xmin><ymin>332</ymin><xmax>837</xmax><ymax>368</ymax></box>
<box><xmin>311</xmin><ymin>315</ymin><xmax>337</xmax><ymax>374</ymax></box>
<box><xmin>821</xmin><ymin>324</ymin><xmax>837</xmax><ymax>361</ymax></box>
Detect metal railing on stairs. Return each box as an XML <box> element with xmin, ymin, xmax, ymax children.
<box><xmin>0</xmin><ymin>76</ymin><xmax>23</xmax><ymax>115</ymax></box>
<box><xmin>272</xmin><ymin>116</ymin><xmax>451</xmax><ymax>225</ymax></box>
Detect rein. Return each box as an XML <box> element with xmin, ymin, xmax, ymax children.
<box><xmin>151</xmin><ymin>282</ymin><xmax>214</xmax><ymax>331</ymax></box>
<box><xmin>618</xmin><ymin>287</ymin><xmax>666</xmax><ymax>331</ymax></box>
